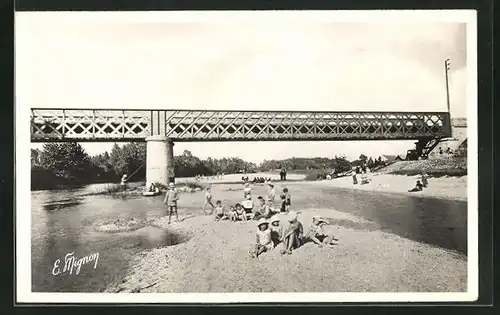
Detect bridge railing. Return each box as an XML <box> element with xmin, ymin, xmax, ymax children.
<box><xmin>30</xmin><ymin>109</ymin><xmax>451</xmax><ymax>142</ymax></box>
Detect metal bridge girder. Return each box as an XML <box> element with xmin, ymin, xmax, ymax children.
<box><xmin>30</xmin><ymin>109</ymin><xmax>452</xmax><ymax>142</ymax></box>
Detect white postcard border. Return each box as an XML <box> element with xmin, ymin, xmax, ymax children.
<box><xmin>15</xmin><ymin>9</ymin><xmax>479</xmax><ymax>304</ymax></box>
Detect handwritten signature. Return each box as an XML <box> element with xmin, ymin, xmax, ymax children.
<box><xmin>52</xmin><ymin>252</ymin><xmax>99</xmax><ymax>276</ymax></box>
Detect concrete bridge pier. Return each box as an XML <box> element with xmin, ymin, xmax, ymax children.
<box><xmin>145</xmin><ymin>135</ymin><xmax>175</xmax><ymax>186</ymax></box>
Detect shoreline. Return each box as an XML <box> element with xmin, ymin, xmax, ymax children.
<box><xmin>300</xmin><ymin>173</ymin><xmax>467</xmax><ymax>202</ymax></box>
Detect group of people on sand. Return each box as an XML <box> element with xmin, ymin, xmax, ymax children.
<box><xmin>250</xmin><ymin>212</ymin><xmax>339</xmax><ymax>258</ymax></box>
<box><xmin>195</xmin><ymin>173</ymin><xmax>224</xmax><ymax>181</ymax></box>
<box><xmin>202</xmin><ymin>182</ymin><xmax>292</xmax><ymax>221</ymax></box>
<box><xmin>201</xmin><ymin>180</ymin><xmax>338</xmax><ymax>258</ymax></box>
<box><xmin>352</xmin><ymin>165</ymin><xmax>371</xmax><ymax>185</ymax></box>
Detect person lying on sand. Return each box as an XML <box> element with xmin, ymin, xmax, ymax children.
<box><xmin>280</xmin><ymin>211</ymin><xmax>304</xmax><ymax>255</ymax></box>
<box><xmin>249</xmin><ymin>218</ymin><xmax>273</xmax><ymax>258</ymax></box>
<box><xmin>241</xmin><ymin>194</ymin><xmax>254</xmax><ymax>220</ymax></box>
<box><xmin>214</xmin><ymin>200</ymin><xmax>228</xmax><ymax>221</ymax></box>
<box><xmin>306</xmin><ymin>216</ymin><xmax>339</xmax><ymax>248</ymax></box>
<box><xmin>408</xmin><ymin>180</ymin><xmax>424</xmax><ymax>192</ymax></box>
<box><xmin>269</xmin><ymin>215</ymin><xmax>283</xmax><ymax>247</ymax></box>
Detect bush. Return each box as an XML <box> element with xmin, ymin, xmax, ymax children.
<box><xmin>153</xmin><ymin>181</ymin><xmax>205</xmax><ymax>191</ymax></box>
<box><xmin>304</xmin><ymin>170</ymin><xmax>328</xmax><ymax>181</ymax></box>
<box><xmin>183</xmin><ymin>181</ymin><xmax>205</xmax><ymax>190</ymax></box>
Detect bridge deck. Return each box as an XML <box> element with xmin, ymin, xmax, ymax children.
<box><xmin>30</xmin><ymin>109</ymin><xmax>451</xmax><ymax>142</ymax></box>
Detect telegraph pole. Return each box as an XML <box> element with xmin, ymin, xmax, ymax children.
<box><xmin>444</xmin><ymin>58</ymin><xmax>451</xmax><ymax>113</ymax></box>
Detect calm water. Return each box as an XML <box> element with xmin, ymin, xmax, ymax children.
<box><xmin>31</xmin><ymin>182</ymin><xmax>467</xmax><ymax>292</ymax></box>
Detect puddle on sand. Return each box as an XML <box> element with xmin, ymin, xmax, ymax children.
<box><xmin>42</xmin><ymin>198</ymin><xmax>83</xmax><ymax>211</ymax></box>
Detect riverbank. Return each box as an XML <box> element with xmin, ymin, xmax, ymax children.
<box><xmin>305</xmin><ymin>173</ymin><xmax>467</xmax><ymax>202</ymax></box>
<box><xmin>106</xmin><ymin>208</ymin><xmax>466</xmax><ymax>293</ymax></box>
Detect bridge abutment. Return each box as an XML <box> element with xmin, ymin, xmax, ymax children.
<box><xmin>145</xmin><ymin>136</ymin><xmax>175</xmax><ymax>186</ymax></box>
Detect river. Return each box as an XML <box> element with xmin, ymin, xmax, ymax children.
<box><xmin>30</xmin><ymin>181</ymin><xmax>467</xmax><ymax>292</ymax></box>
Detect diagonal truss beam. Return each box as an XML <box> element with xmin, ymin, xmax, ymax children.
<box><xmin>30</xmin><ymin>109</ymin><xmax>452</xmax><ymax>142</ymax></box>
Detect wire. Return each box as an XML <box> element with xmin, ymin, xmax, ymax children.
<box><xmin>126</xmin><ymin>162</ymin><xmax>145</xmax><ymax>180</ymax></box>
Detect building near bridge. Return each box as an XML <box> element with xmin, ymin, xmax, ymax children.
<box><xmin>429</xmin><ymin>117</ymin><xmax>467</xmax><ymax>158</ymax></box>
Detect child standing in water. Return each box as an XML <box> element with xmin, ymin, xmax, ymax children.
<box><xmin>282</xmin><ymin>188</ymin><xmax>291</xmax><ymax>212</ymax></box>
<box><xmin>249</xmin><ymin>218</ymin><xmax>273</xmax><ymax>258</ymax></box>
<box><xmin>164</xmin><ymin>182</ymin><xmax>179</xmax><ymax>224</ymax></box>
<box><xmin>203</xmin><ymin>186</ymin><xmax>215</xmax><ymax>215</ymax></box>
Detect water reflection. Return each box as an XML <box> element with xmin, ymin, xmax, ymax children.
<box><xmin>316</xmin><ymin>187</ymin><xmax>467</xmax><ymax>255</ymax></box>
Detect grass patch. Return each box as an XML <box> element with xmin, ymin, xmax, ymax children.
<box><xmin>389</xmin><ymin>168</ymin><xmax>467</xmax><ymax>177</ymax></box>
<box><xmin>153</xmin><ymin>181</ymin><xmax>206</xmax><ymax>191</ymax></box>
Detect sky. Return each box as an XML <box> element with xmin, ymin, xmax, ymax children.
<box><xmin>17</xmin><ymin>12</ymin><xmax>469</xmax><ymax>163</ymax></box>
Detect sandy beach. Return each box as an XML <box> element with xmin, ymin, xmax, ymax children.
<box><xmin>102</xmin><ymin>170</ymin><xmax>468</xmax><ymax>294</ymax></box>
<box><xmin>106</xmin><ymin>200</ymin><xmax>466</xmax><ymax>293</ymax></box>
<box><xmin>307</xmin><ymin>174</ymin><xmax>467</xmax><ymax>202</ymax></box>
<box><xmin>179</xmin><ymin>171</ymin><xmax>467</xmax><ymax>201</ymax></box>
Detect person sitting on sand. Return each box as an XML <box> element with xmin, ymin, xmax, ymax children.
<box><xmin>249</xmin><ymin>218</ymin><xmax>273</xmax><ymax>258</ymax></box>
<box><xmin>164</xmin><ymin>182</ymin><xmax>179</xmax><ymax>224</ymax></box>
<box><xmin>280</xmin><ymin>211</ymin><xmax>304</xmax><ymax>255</ymax></box>
<box><xmin>257</xmin><ymin>196</ymin><xmax>275</xmax><ymax>219</ymax></box>
<box><xmin>241</xmin><ymin>194</ymin><xmax>254</xmax><ymax>220</ymax></box>
<box><xmin>203</xmin><ymin>186</ymin><xmax>215</xmax><ymax>215</ymax></box>
<box><xmin>306</xmin><ymin>216</ymin><xmax>338</xmax><ymax>248</ymax></box>
<box><xmin>408</xmin><ymin>180</ymin><xmax>424</xmax><ymax>192</ymax></box>
<box><xmin>234</xmin><ymin>203</ymin><xmax>247</xmax><ymax>221</ymax></box>
<box><xmin>269</xmin><ymin>215</ymin><xmax>283</xmax><ymax>247</ymax></box>
<box><xmin>360</xmin><ymin>173</ymin><xmax>371</xmax><ymax>185</ymax></box>
<box><xmin>214</xmin><ymin>200</ymin><xmax>228</xmax><ymax>221</ymax></box>
<box><xmin>228</xmin><ymin>205</ymin><xmax>237</xmax><ymax>221</ymax></box>
<box><xmin>252</xmin><ymin>197</ymin><xmax>265</xmax><ymax>220</ymax></box>
<box><xmin>243</xmin><ymin>182</ymin><xmax>252</xmax><ymax>198</ymax></box>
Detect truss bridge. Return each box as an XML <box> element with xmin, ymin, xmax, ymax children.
<box><xmin>30</xmin><ymin>108</ymin><xmax>452</xmax><ymax>185</ymax></box>
<box><xmin>31</xmin><ymin>109</ymin><xmax>450</xmax><ymax>142</ymax></box>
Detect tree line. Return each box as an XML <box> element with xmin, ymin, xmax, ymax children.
<box><xmin>31</xmin><ymin>142</ymin><xmax>386</xmax><ymax>190</ymax></box>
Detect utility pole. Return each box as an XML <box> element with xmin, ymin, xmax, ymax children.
<box><xmin>444</xmin><ymin>58</ymin><xmax>451</xmax><ymax>113</ymax></box>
